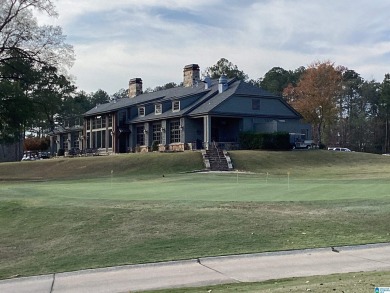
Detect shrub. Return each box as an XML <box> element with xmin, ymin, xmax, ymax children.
<box><xmin>151</xmin><ymin>140</ymin><xmax>159</xmax><ymax>152</ymax></box>
<box><xmin>24</xmin><ymin>136</ymin><xmax>50</xmax><ymax>151</ymax></box>
<box><xmin>239</xmin><ymin>132</ymin><xmax>290</xmax><ymax>150</ymax></box>
<box><xmin>57</xmin><ymin>149</ymin><xmax>65</xmax><ymax>156</ymax></box>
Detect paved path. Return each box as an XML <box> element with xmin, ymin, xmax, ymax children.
<box><xmin>1</xmin><ymin>243</ymin><xmax>390</xmax><ymax>292</ymax></box>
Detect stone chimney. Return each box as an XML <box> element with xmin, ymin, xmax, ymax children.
<box><xmin>129</xmin><ymin>78</ymin><xmax>143</xmax><ymax>98</ymax></box>
<box><xmin>183</xmin><ymin>64</ymin><xmax>200</xmax><ymax>87</ymax></box>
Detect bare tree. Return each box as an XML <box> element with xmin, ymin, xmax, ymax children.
<box><xmin>0</xmin><ymin>0</ymin><xmax>74</xmax><ymax>73</ymax></box>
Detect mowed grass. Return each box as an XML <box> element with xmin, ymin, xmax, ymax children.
<box><xmin>0</xmin><ymin>150</ymin><xmax>390</xmax><ymax>280</ymax></box>
<box><xmin>146</xmin><ymin>270</ymin><xmax>390</xmax><ymax>293</ymax></box>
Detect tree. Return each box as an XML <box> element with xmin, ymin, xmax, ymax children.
<box><xmin>0</xmin><ymin>0</ymin><xmax>74</xmax><ymax>71</ymax></box>
<box><xmin>286</xmin><ymin>61</ymin><xmax>343</xmax><ymax>146</ymax></box>
<box><xmin>250</xmin><ymin>66</ymin><xmax>305</xmax><ymax>96</ymax></box>
<box><xmin>380</xmin><ymin>74</ymin><xmax>390</xmax><ymax>153</ymax></box>
<box><xmin>153</xmin><ymin>82</ymin><xmax>178</xmax><ymax>92</ymax></box>
<box><xmin>0</xmin><ymin>52</ymin><xmax>35</xmax><ymax>142</ymax></box>
<box><xmin>204</xmin><ymin>58</ymin><xmax>248</xmax><ymax>81</ymax></box>
<box><xmin>29</xmin><ymin>65</ymin><xmax>75</xmax><ymax>132</ymax></box>
<box><xmin>112</xmin><ymin>88</ymin><xmax>129</xmax><ymax>99</ymax></box>
<box><xmin>90</xmin><ymin>89</ymin><xmax>110</xmax><ymax>106</ymax></box>
<box><xmin>60</xmin><ymin>91</ymin><xmax>93</xmax><ymax>118</ymax></box>
<box><xmin>0</xmin><ymin>0</ymin><xmax>74</xmax><ymax>143</ymax></box>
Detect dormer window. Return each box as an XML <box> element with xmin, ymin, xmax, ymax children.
<box><xmin>138</xmin><ymin>107</ymin><xmax>145</xmax><ymax>117</ymax></box>
<box><xmin>172</xmin><ymin>101</ymin><xmax>180</xmax><ymax>112</ymax></box>
<box><xmin>155</xmin><ymin>103</ymin><xmax>162</xmax><ymax>115</ymax></box>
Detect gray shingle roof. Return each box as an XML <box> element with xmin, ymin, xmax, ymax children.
<box><xmin>83</xmin><ymin>78</ymin><xmax>300</xmax><ymax>119</ymax></box>
<box><xmin>84</xmin><ymin>83</ymin><xmax>210</xmax><ymax>117</ymax></box>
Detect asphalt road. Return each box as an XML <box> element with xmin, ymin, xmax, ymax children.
<box><xmin>1</xmin><ymin>243</ymin><xmax>390</xmax><ymax>293</ymax></box>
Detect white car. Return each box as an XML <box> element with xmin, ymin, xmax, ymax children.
<box><xmin>328</xmin><ymin>147</ymin><xmax>351</xmax><ymax>152</ymax></box>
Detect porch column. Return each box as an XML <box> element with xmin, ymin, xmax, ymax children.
<box><xmin>144</xmin><ymin>122</ymin><xmax>150</xmax><ymax>148</ymax></box>
<box><xmin>204</xmin><ymin>115</ymin><xmax>211</xmax><ymax>150</ymax></box>
<box><xmin>129</xmin><ymin>125</ymin><xmax>134</xmax><ymax>152</ymax></box>
<box><xmin>161</xmin><ymin>120</ymin><xmax>167</xmax><ymax>145</ymax></box>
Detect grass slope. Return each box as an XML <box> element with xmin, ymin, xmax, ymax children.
<box><xmin>0</xmin><ymin>150</ymin><xmax>390</xmax><ymax>280</ymax></box>
<box><xmin>0</xmin><ymin>151</ymin><xmax>204</xmax><ymax>181</ymax></box>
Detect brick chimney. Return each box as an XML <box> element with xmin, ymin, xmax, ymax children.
<box><xmin>183</xmin><ymin>64</ymin><xmax>200</xmax><ymax>87</ymax></box>
<box><xmin>129</xmin><ymin>78</ymin><xmax>143</xmax><ymax>98</ymax></box>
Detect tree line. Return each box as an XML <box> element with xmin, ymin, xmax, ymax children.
<box><xmin>1</xmin><ymin>1</ymin><xmax>389</xmax><ymax>154</ymax></box>
<box><xmin>204</xmin><ymin>58</ymin><xmax>390</xmax><ymax>154</ymax></box>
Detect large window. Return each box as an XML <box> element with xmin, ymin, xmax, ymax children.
<box><xmin>152</xmin><ymin>122</ymin><xmax>162</xmax><ymax>144</ymax></box>
<box><xmin>170</xmin><ymin>120</ymin><xmax>181</xmax><ymax>143</ymax></box>
<box><xmin>91</xmin><ymin>130</ymin><xmax>106</xmax><ymax>148</ymax></box>
<box><xmin>136</xmin><ymin>125</ymin><xmax>145</xmax><ymax>145</ymax></box>
<box><xmin>86</xmin><ymin>114</ymin><xmax>113</xmax><ymax>150</ymax></box>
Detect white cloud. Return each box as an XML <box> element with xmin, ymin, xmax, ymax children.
<box><xmin>36</xmin><ymin>0</ymin><xmax>390</xmax><ymax>93</ymax></box>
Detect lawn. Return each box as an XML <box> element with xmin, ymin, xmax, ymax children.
<box><xmin>146</xmin><ymin>270</ymin><xmax>390</xmax><ymax>293</ymax></box>
<box><xmin>0</xmin><ymin>150</ymin><xmax>390</xmax><ymax>280</ymax></box>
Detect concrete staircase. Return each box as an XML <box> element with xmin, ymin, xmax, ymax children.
<box><xmin>202</xmin><ymin>147</ymin><xmax>233</xmax><ymax>171</ymax></box>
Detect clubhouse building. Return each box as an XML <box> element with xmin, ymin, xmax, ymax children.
<box><xmin>50</xmin><ymin>64</ymin><xmax>311</xmax><ymax>154</ymax></box>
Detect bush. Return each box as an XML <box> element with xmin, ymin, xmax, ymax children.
<box><xmin>24</xmin><ymin>136</ymin><xmax>50</xmax><ymax>151</ymax></box>
<box><xmin>57</xmin><ymin>149</ymin><xmax>65</xmax><ymax>156</ymax></box>
<box><xmin>151</xmin><ymin>140</ymin><xmax>159</xmax><ymax>152</ymax></box>
<box><xmin>239</xmin><ymin>132</ymin><xmax>290</xmax><ymax>150</ymax></box>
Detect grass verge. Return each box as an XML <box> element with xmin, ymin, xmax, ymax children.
<box><xmin>145</xmin><ymin>270</ymin><xmax>390</xmax><ymax>292</ymax></box>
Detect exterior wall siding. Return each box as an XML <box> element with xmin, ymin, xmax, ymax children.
<box><xmin>214</xmin><ymin>95</ymin><xmax>298</xmax><ymax>117</ymax></box>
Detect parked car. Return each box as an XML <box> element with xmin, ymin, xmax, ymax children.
<box><xmin>21</xmin><ymin>151</ymin><xmax>51</xmax><ymax>161</ymax></box>
<box><xmin>328</xmin><ymin>147</ymin><xmax>352</xmax><ymax>152</ymax></box>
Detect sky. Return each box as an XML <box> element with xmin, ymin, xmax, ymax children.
<box><xmin>37</xmin><ymin>0</ymin><xmax>390</xmax><ymax>95</ymax></box>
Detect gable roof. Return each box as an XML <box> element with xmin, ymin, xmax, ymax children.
<box><xmin>84</xmin><ymin>78</ymin><xmax>302</xmax><ymax>119</ymax></box>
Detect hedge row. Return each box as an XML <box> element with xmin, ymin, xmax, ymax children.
<box><xmin>239</xmin><ymin>132</ymin><xmax>291</xmax><ymax>150</ymax></box>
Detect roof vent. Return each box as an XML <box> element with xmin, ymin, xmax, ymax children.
<box><xmin>218</xmin><ymin>75</ymin><xmax>228</xmax><ymax>93</ymax></box>
<box><xmin>202</xmin><ymin>75</ymin><xmax>212</xmax><ymax>89</ymax></box>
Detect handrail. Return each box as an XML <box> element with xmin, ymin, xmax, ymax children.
<box><xmin>212</xmin><ymin>141</ymin><xmax>222</xmax><ymax>163</ymax></box>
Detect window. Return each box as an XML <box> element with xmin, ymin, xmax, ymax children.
<box><xmin>118</xmin><ymin>111</ymin><xmax>126</xmax><ymax>126</ymax></box>
<box><xmin>108</xmin><ymin>115</ymin><xmax>113</xmax><ymax>127</ymax></box>
<box><xmin>172</xmin><ymin>101</ymin><xmax>180</xmax><ymax>112</ymax></box>
<box><xmin>152</xmin><ymin>122</ymin><xmax>162</xmax><ymax>144</ymax></box>
<box><xmin>155</xmin><ymin>104</ymin><xmax>162</xmax><ymax>115</ymax></box>
<box><xmin>72</xmin><ymin>132</ymin><xmax>80</xmax><ymax>148</ymax></box>
<box><xmin>63</xmin><ymin>138</ymin><xmax>69</xmax><ymax>151</ymax></box>
<box><xmin>108</xmin><ymin>130</ymin><xmax>113</xmax><ymax>148</ymax></box>
<box><xmin>252</xmin><ymin>99</ymin><xmax>260</xmax><ymax>110</ymax></box>
<box><xmin>96</xmin><ymin>131</ymin><xmax>101</xmax><ymax>148</ymax></box>
<box><xmin>96</xmin><ymin>116</ymin><xmax>102</xmax><ymax>128</ymax></box>
<box><xmin>170</xmin><ymin>120</ymin><xmax>181</xmax><ymax>143</ymax></box>
<box><xmin>136</xmin><ymin>125</ymin><xmax>145</xmax><ymax>145</ymax></box>
<box><xmin>138</xmin><ymin>107</ymin><xmax>145</xmax><ymax>117</ymax></box>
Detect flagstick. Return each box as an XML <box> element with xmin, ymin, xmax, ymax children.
<box><xmin>287</xmin><ymin>171</ymin><xmax>290</xmax><ymax>191</ymax></box>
